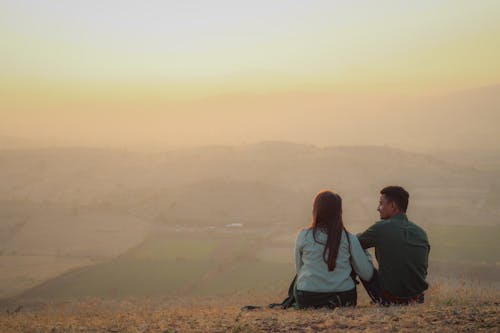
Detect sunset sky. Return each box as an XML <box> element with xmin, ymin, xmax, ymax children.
<box><xmin>1</xmin><ymin>0</ymin><xmax>499</xmax><ymax>148</ymax></box>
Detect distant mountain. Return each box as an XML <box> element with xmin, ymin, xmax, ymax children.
<box><xmin>0</xmin><ymin>135</ymin><xmax>34</xmax><ymax>150</ymax></box>
<box><xmin>443</xmin><ymin>84</ymin><xmax>500</xmax><ymax>101</ymax></box>
<box><xmin>0</xmin><ymin>143</ymin><xmax>497</xmax><ymax>227</ymax></box>
<box><xmin>1</xmin><ymin>84</ymin><xmax>499</xmax><ymax>151</ymax></box>
<box><xmin>403</xmin><ymin>84</ymin><xmax>500</xmax><ymax>151</ymax></box>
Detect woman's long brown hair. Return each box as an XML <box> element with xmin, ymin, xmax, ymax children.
<box><xmin>310</xmin><ymin>190</ymin><xmax>346</xmax><ymax>271</ymax></box>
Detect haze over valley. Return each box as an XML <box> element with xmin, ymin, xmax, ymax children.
<box><xmin>1</xmin><ymin>140</ymin><xmax>499</xmax><ymax>301</ymax></box>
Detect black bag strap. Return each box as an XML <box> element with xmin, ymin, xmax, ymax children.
<box><xmin>268</xmin><ymin>275</ymin><xmax>297</xmax><ymax>309</ymax></box>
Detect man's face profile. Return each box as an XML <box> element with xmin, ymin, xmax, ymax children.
<box><xmin>377</xmin><ymin>194</ymin><xmax>397</xmax><ymax>220</ymax></box>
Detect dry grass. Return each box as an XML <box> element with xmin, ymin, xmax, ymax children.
<box><xmin>1</xmin><ymin>279</ymin><xmax>498</xmax><ymax>333</ymax></box>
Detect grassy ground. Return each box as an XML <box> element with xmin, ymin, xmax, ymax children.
<box><xmin>1</xmin><ymin>279</ymin><xmax>498</xmax><ymax>332</ymax></box>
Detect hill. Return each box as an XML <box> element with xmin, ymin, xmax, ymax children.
<box><xmin>0</xmin><ymin>142</ymin><xmax>496</xmax><ymax>227</ymax></box>
<box><xmin>0</xmin><ymin>143</ymin><xmax>499</xmax><ymax>301</ymax></box>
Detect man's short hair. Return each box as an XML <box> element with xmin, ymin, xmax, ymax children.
<box><xmin>380</xmin><ymin>186</ymin><xmax>409</xmax><ymax>212</ymax></box>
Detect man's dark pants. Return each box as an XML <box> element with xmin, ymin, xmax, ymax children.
<box><xmin>361</xmin><ymin>269</ymin><xmax>424</xmax><ymax>306</ymax></box>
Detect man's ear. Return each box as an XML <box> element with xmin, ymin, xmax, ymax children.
<box><xmin>389</xmin><ymin>201</ymin><xmax>397</xmax><ymax>211</ymax></box>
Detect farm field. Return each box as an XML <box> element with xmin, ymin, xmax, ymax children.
<box><xmin>5</xmin><ymin>224</ymin><xmax>499</xmax><ymax>302</ymax></box>
<box><xmin>8</xmin><ymin>232</ymin><xmax>294</xmax><ymax>301</ymax></box>
<box><xmin>426</xmin><ymin>225</ymin><xmax>500</xmax><ymax>264</ymax></box>
<box><xmin>0</xmin><ymin>255</ymin><xmax>94</xmax><ymax>299</ymax></box>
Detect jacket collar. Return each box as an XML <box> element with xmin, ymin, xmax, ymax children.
<box><xmin>390</xmin><ymin>213</ymin><xmax>408</xmax><ymax>221</ymax></box>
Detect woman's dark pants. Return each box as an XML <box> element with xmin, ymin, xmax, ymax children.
<box><xmin>294</xmin><ymin>285</ymin><xmax>357</xmax><ymax>309</ymax></box>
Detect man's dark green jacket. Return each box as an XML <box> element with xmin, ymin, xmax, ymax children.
<box><xmin>357</xmin><ymin>214</ymin><xmax>430</xmax><ymax>297</ymax></box>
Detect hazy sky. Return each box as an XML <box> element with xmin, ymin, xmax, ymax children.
<box><xmin>1</xmin><ymin>0</ymin><xmax>499</xmax><ymax>148</ymax></box>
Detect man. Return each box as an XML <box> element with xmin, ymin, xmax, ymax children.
<box><xmin>357</xmin><ymin>186</ymin><xmax>430</xmax><ymax>305</ymax></box>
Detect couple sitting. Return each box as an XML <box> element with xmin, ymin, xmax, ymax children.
<box><xmin>294</xmin><ymin>186</ymin><xmax>429</xmax><ymax>308</ymax></box>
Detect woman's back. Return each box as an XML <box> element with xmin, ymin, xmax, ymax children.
<box><xmin>295</xmin><ymin>228</ymin><xmax>373</xmax><ymax>293</ymax></box>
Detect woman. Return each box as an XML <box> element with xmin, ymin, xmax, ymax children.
<box><xmin>294</xmin><ymin>190</ymin><xmax>373</xmax><ymax>308</ymax></box>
